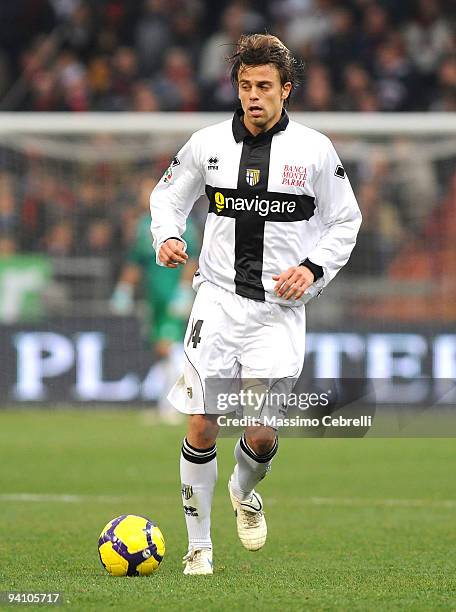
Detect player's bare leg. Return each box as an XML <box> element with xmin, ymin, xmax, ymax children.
<box><xmin>229</xmin><ymin>424</ymin><xmax>277</xmax><ymax>551</ymax></box>
<box><xmin>181</xmin><ymin>414</ymin><xmax>219</xmax><ymax>575</ymax></box>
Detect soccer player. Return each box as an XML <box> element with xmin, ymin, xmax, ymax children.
<box><xmin>150</xmin><ymin>34</ymin><xmax>361</xmax><ymax>574</ymax></box>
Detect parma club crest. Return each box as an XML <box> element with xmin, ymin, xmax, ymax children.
<box><xmin>181</xmin><ymin>484</ymin><xmax>193</xmax><ymax>500</ymax></box>
<box><xmin>246</xmin><ymin>168</ymin><xmax>260</xmax><ymax>186</ymax></box>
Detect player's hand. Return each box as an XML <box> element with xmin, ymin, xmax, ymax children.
<box><xmin>158</xmin><ymin>238</ymin><xmax>188</xmax><ymax>268</ymax></box>
<box><xmin>272</xmin><ymin>266</ymin><xmax>315</xmax><ymax>301</ymax></box>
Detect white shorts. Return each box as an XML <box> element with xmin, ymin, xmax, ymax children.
<box><xmin>167</xmin><ymin>281</ymin><xmax>306</xmax><ymax>415</ymax></box>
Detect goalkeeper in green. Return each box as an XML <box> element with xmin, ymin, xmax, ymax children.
<box><xmin>111</xmin><ymin>179</ymin><xmax>199</xmax><ymax>419</ymax></box>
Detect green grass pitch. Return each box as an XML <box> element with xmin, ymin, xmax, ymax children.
<box><xmin>0</xmin><ymin>409</ymin><xmax>455</xmax><ymax>611</ymax></box>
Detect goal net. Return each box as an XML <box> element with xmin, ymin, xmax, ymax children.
<box><xmin>1</xmin><ymin>112</ymin><xmax>455</xmax><ymax>324</ymax></box>
<box><xmin>0</xmin><ymin>112</ymin><xmax>455</xmax><ymax>404</ymax></box>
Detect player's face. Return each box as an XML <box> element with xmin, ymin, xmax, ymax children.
<box><xmin>238</xmin><ymin>64</ymin><xmax>291</xmax><ymax>136</ymax></box>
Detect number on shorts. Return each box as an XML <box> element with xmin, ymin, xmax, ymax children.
<box><xmin>188</xmin><ymin>319</ymin><xmax>203</xmax><ymax>349</ymax></box>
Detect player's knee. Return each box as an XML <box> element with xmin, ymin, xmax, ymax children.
<box><xmin>245</xmin><ymin>428</ymin><xmax>277</xmax><ymax>456</ymax></box>
<box><xmin>187</xmin><ymin>415</ymin><xmax>219</xmax><ymax>448</ymax></box>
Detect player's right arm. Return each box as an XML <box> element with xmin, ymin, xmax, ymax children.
<box><xmin>150</xmin><ymin>134</ymin><xmax>205</xmax><ymax>268</ymax></box>
<box><xmin>158</xmin><ymin>238</ymin><xmax>188</xmax><ymax>268</ymax></box>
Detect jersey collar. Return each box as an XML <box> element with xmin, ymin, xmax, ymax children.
<box><xmin>232</xmin><ymin>108</ymin><xmax>289</xmax><ymax>143</ymax></box>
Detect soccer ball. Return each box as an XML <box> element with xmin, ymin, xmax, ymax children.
<box><xmin>98</xmin><ymin>514</ymin><xmax>165</xmax><ymax>576</ymax></box>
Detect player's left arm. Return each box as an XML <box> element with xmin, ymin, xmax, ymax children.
<box><xmin>272</xmin><ymin>265</ymin><xmax>316</xmax><ymax>301</ymax></box>
<box><xmin>274</xmin><ymin>139</ymin><xmax>362</xmax><ymax>300</ymax></box>
<box><xmin>306</xmin><ymin>140</ymin><xmax>362</xmax><ymax>284</ymax></box>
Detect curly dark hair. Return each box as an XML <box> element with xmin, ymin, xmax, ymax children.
<box><xmin>228</xmin><ymin>34</ymin><xmax>303</xmax><ymax>106</ymax></box>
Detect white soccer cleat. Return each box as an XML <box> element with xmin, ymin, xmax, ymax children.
<box><xmin>182</xmin><ymin>548</ymin><xmax>213</xmax><ymax>575</ymax></box>
<box><xmin>228</xmin><ymin>478</ymin><xmax>267</xmax><ymax>551</ymax></box>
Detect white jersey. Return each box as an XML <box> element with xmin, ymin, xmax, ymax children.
<box><xmin>150</xmin><ymin>110</ymin><xmax>361</xmax><ymax>307</ymax></box>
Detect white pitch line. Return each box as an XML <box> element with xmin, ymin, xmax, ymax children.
<box><xmin>308</xmin><ymin>496</ymin><xmax>456</xmax><ymax>509</ymax></box>
<box><xmin>1</xmin><ymin>493</ymin><xmax>455</xmax><ymax>509</ymax></box>
<box><xmin>0</xmin><ymin>493</ymin><xmax>122</xmax><ymax>503</ymax></box>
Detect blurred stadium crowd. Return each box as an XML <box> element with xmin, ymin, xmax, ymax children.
<box><xmin>0</xmin><ymin>0</ymin><xmax>454</xmax><ymax>113</ymax></box>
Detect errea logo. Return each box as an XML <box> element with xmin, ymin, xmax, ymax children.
<box><xmin>208</xmin><ymin>156</ymin><xmax>219</xmax><ymax>170</ymax></box>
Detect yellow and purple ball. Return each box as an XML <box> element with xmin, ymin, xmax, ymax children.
<box><xmin>98</xmin><ymin>514</ymin><xmax>165</xmax><ymax>576</ymax></box>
